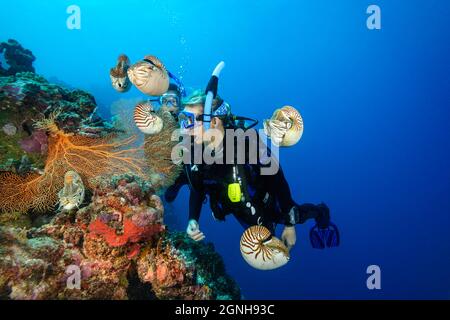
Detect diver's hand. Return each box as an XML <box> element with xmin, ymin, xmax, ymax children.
<box><xmin>281</xmin><ymin>225</ymin><xmax>296</xmax><ymax>251</ymax></box>
<box><xmin>186</xmin><ymin>219</ymin><xmax>205</xmax><ymax>241</ymax></box>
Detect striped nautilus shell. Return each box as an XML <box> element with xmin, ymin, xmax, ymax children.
<box><xmin>240</xmin><ymin>225</ymin><xmax>290</xmax><ymax>270</ymax></box>
<box><xmin>263</xmin><ymin>106</ymin><xmax>304</xmax><ymax>147</ymax></box>
<box><xmin>134</xmin><ymin>102</ymin><xmax>163</xmax><ymax>135</ymax></box>
<box><xmin>127</xmin><ymin>55</ymin><xmax>169</xmax><ymax>96</ymax></box>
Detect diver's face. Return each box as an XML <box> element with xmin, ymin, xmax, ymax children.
<box><xmin>161</xmin><ymin>91</ymin><xmax>179</xmax><ymax>109</ymax></box>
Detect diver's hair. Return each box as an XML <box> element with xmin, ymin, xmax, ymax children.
<box><xmin>182</xmin><ymin>89</ymin><xmax>223</xmax><ymax>112</ymax></box>
<box><xmin>167</xmin><ymin>83</ymin><xmax>182</xmax><ymax>97</ymax></box>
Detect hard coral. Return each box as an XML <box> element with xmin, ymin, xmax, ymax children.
<box><xmin>0</xmin><ymin>226</ymin><xmax>79</xmax><ymax>299</ymax></box>
<box><xmin>0</xmin><ymin>39</ymin><xmax>35</xmax><ymax>76</ymax></box>
<box><xmin>0</xmin><ymin>175</ymin><xmax>241</xmax><ymax>300</ymax></box>
<box><xmin>137</xmin><ymin>233</ymin><xmax>241</xmax><ymax>300</ymax></box>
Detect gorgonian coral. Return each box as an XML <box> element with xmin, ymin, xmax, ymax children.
<box><xmin>0</xmin><ymin>112</ymin><xmax>146</xmax><ymax>213</ymax></box>
<box><xmin>144</xmin><ymin>110</ymin><xmax>181</xmax><ymax>189</ymax></box>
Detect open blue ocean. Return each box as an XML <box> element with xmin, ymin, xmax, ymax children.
<box><xmin>1</xmin><ymin>0</ymin><xmax>449</xmax><ymax>299</ymax></box>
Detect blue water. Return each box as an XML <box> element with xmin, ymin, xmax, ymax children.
<box><xmin>1</xmin><ymin>0</ymin><xmax>449</xmax><ymax>299</ymax></box>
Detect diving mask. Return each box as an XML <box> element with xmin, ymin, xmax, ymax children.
<box><xmin>178</xmin><ymin>100</ymin><xmax>231</xmax><ymax>130</ymax></box>
<box><xmin>178</xmin><ymin>111</ymin><xmax>200</xmax><ymax>130</ymax></box>
<box><xmin>160</xmin><ymin>92</ymin><xmax>180</xmax><ymax>108</ymax></box>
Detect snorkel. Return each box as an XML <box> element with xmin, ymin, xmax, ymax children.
<box><xmin>204</xmin><ymin>61</ymin><xmax>226</xmax><ymax>131</ymax></box>
<box><xmin>202</xmin><ymin>61</ymin><xmax>258</xmax><ymax>131</ymax></box>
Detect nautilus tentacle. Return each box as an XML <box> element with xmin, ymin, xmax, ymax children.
<box><xmin>240</xmin><ymin>225</ymin><xmax>290</xmax><ymax>270</ymax></box>
<box><xmin>263</xmin><ymin>106</ymin><xmax>304</xmax><ymax>147</ymax></box>
<box><xmin>134</xmin><ymin>102</ymin><xmax>164</xmax><ymax>135</ymax></box>
<box><xmin>127</xmin><ymin>55</ymin><xmax>169</xmax><ymax>96</ymax></box>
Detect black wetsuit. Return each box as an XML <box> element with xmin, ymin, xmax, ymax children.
<box><xmin>166</xmin><ymin>129</ymin><xmax>330</xmax><ymax>234</ymax></box>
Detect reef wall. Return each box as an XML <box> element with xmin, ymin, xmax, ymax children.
<box><xmin>0</xmin><ymin>39</ymin><xmax>115</xmax><ymax>173</ymax></box>
<box><xmin>0</xmin><ymin>40</ymin><xmax>241</xmax><ymax>300</ymax></box>
<box><xmin>0</xmin><ymin>175</ymin><xmax>240</xmax><ymax>299</ymax></box>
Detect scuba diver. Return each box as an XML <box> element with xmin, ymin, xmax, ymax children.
<box><xmin>159</xmin><ymin>83</ymin><xmax>183</xmax><ymax>119</ymax></box>
<box><xmin>165</xmin><ymin>89</ymin><xmax>340</xmax><ymax>251</ymax></box>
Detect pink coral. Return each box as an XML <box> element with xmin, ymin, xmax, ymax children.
<box><xmin>19</xmin><ymin>129</ymin><xmax>48</xmax><ymax>154</ymax></box>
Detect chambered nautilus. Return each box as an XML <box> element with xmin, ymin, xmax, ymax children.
<box><xmin>58</xmin><ymin>170</ymin><xmax>85</xmax><ymax>211</ymax></box>
<box><xmin>110</xmin><ymin>54</ymin><xmax>131</xmax><ymax>93</ymax></box>
<box><xmin>240</xmin><ymin>225</ymin><xmax>290</xmax><ymax>270</ymax></box>
<box><xmin>263</xmin><ymin>106</ymin><xmax>304</xmax><ymax>147</ymax></box>
<box><xmin>134</xmin><ymin>102</ymin><xmax>163</xmax><ymax>135</ymax></box>
<box><xmin>127</xmin><ymin>55</ymin><xmax>169</xmax><ymax>96</ymax></box>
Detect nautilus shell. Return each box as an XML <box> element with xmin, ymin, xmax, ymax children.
<box><xmin>110</xmin><ymin>54</ymin><xmax>131</xmax><ymax>93</ymax></box>
<box><xmin>134</xmin><ymin>102</ymin><xmax>164</xmax><ymax>135</ymax></box>
<box><xmin>263</xmin><ymin>106</ymin><xmax>304</xmax><ymax>147</ymax></box>
<box><xmin>240</xmin><ymin>225</ymin><xmax>290</xmax><ymax>270</ymax></box>
<box><xmin>58</xmin><ymin>170</ymin><xmax>85</xmax><ymax>211</ymax></box>
<box><xmin>127</xmin><ymin>55</ymin><xmax>169</xmax><ymax>96</ymax></box>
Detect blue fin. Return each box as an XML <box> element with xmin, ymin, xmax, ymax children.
<box><xmin>309</xmin><ymin>222</ymin><xmax>340</xmax><ymax>249</ymax></box>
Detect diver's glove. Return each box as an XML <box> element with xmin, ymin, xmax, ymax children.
<box><xmin>186</xmin><ymin>219</ymin><xmax>205</xmax><ymax>241</ymax></box>
<box><xmin>281</xmin><ymin>225</ymin><xmax>296</xmax><ymax>251</ymax></box>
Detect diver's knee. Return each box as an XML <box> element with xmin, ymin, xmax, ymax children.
<box><xmin>289</xmin><ymin>203</ymin><xmax>331</xmax><ymax>227</ymax></box>
<box><xmin>316</xmin><ymin>202</ymin><xmax>331</xmax><ymax>228</ymax></box>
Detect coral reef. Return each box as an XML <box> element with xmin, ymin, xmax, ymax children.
<box><xmin>0</xmin><ymin>39</ymin><xmax>35</xmax><ymax>76</ymax></box>
<box><xmin>0</xmin><ymin>175</ymin><xmax>241</xmax><ymax>300</ymax></box>
<box><xmin>144</xmin><ymin>109</ymin><xmax>181</xmax><ymax>190</ymax></box>
<box><xmin>0</xmin><ymin>112</ymin><xmax>145</xmax><ymax>214</ymax></box>
<box><xmin>0</xmin><ymin>40</ymin><xmax>116</xmax><ymax>172</ymax></box>
<box><xmin>0</xmin><ymin>226</ymin><xmax>82</xmax><ymax>299</ymax></box>
<box><xmin>0</xmin><ymin>72</ymin><xmax>102</xmax><ymax>132</ymax></box>
<box><xmin>138</xmin><ymin>232</ymin><xmax>241</xmax><ymax>300</ymax></box>
<box><xmin>0</xmin><ymin>40</ymin><xmax>240</xmax><ymax>300</ymax></box>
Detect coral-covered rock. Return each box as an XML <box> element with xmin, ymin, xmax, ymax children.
<box><xmin>0</xmin><ymin>72</ymin><xmax>114</xmax><ymax>135</ymax></box>
<box><xmin>0</xmin><ymin>40</ymin><xmax>116</xmax><ymax>172</ymax></box>
<box><xmin>0</xmin><ymin>226</ymin><xmax>79</xmax><ymax>299</ymax></box>
<box><xmin>0</xmin><ymin>174</ymin><xmax>241</xmax><ymax>300</ymax></box>
<box><xmin>137</xmin><ymin>232</ymin><xmax>241</xmax><ymax>300</ymax></box>
<box><xmin>0</xmin><ymin>39</ymin><xmax>35</xmax><ymax>76</ymax></box>
<box><xmin>81</xmin><ymin>175</ymin><xmax>164</xmax><ymax>260</ymax></box>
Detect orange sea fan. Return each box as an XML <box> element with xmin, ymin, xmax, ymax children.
<box><xmin>0</xmin><ymin>123</ymin><xmax>146</xmax><ymax>214</ymax></box>
<box><xmin>144</xmin><ymin>110</ymin><xmax>182</xmax><ymax>189</ymax></box>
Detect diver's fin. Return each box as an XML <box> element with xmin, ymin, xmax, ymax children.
<box><xmin>309</xmin><ymin>222</ymin><xmax>340</xmax><ymax>249</ymax></box>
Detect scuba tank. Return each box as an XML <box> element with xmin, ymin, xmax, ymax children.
<box><xmin>227</xmin><ymin>164</ymin><xmax>258</xmax><ymax>216</ymax></box>
<box><xmin>228</xmin><ymin>165</ymin><xmax>243</xmax><ymax>203</ymax></box>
